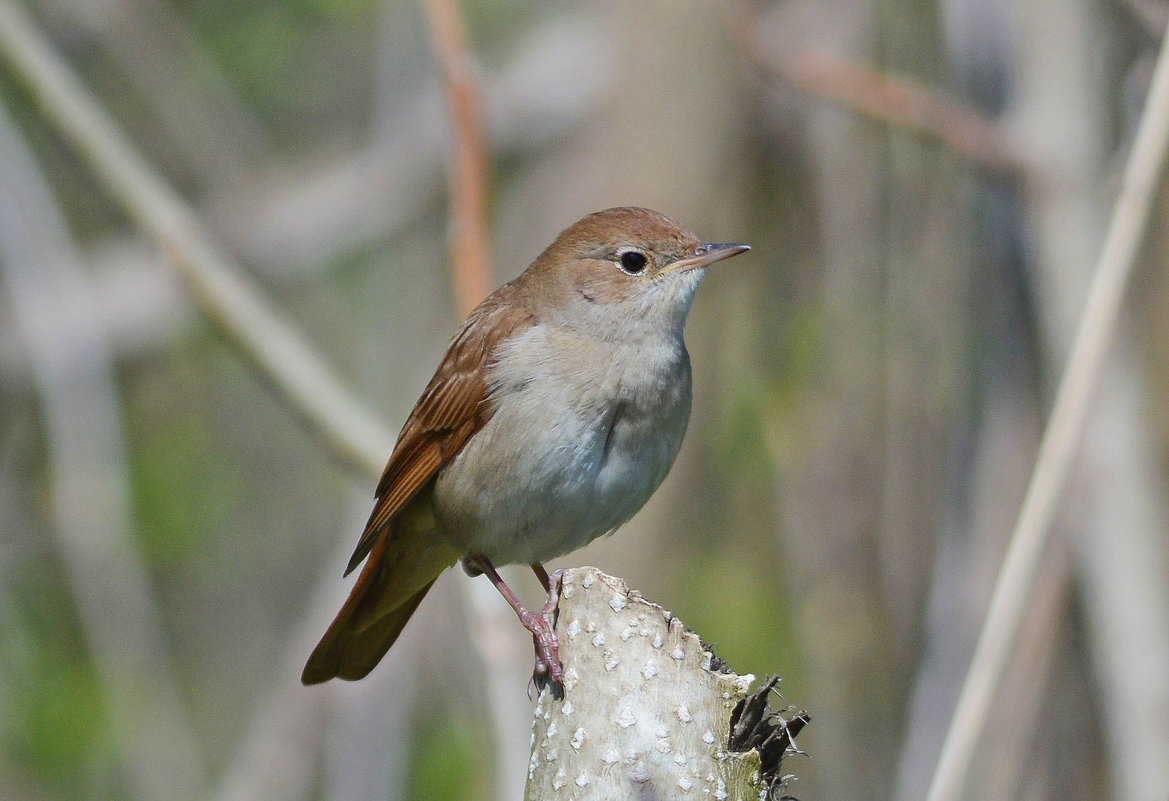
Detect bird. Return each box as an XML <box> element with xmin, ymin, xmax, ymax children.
<box><xmin>302</xmin><ymin>207</ymin><xmax>749</xmax><ymax>695</ymax></box>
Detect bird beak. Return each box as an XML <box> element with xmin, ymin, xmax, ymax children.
<box><xmin>663</xmin><ymin>242</ymin><xmax>751</xmax><ymax>275</ymax></box>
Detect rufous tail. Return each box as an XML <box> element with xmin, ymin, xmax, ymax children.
<box><xmin>302</xmin><ymin>514</ymin><xmax>458</xmax><ymax>684</ymax></box>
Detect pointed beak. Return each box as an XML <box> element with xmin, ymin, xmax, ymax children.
<box><xmin>665</xmin><ymin>242</ymin><xmax>751</xmax><ymax>274</ymax></box>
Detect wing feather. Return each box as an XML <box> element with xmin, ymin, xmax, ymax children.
<box><xmin>344</xmin><ymin>291</ymin><xmax>533</xmax><ymax>575</ymax></box>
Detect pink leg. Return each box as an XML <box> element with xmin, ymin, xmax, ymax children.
<box><xmin>531</xmin><ymin>562</ymin><xmax>552</xmax><ymax>592</ymax></box>
<box><xmin>470</xmin><ymin>556</ymin><xmax>566</xmax><ymax>698</ymax></box>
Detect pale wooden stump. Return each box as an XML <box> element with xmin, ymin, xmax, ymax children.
<box><xmin>526</xmin><ymin>567</ymin><xmax>807</xmax><ymax>800</ymax></box>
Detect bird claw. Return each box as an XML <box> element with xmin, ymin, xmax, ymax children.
<box><xmin>522</xmin><ymin>569</ymin><xmax>565</xmax><ymax>698</ymax></box>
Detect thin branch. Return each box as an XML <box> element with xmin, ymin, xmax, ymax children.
<box><xmin>0</xmin><ymin>0</ymin><xmax>395</xmax><ymax>478</ymax></box>
<box><xmin>926</xmin><ymin>19</ymin><xmax>1169</xmax><ymax>801</ymax></box>
<box><xmin>420</xmin><ymin>0</ymin><xmax>492</xmax><ymax>314</ymax></box>
<box><xmin>743</xmin><ymin>26</ymin><xmax>1025</xmax><ymax>177</ymax></box>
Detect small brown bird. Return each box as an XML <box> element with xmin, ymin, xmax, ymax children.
<box><xmin>302</xmin><ymin>207</ymin><xmax>748</xmax><ymax>694</ymax></box>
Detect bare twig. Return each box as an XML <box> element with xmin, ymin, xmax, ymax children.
<box><xmin>0</xmin><ymin>0</ymin><xmax>395</xmax><ymax>477</ymax></box>
<box><xmin>743</xmin><ymin>27</ymin><xmax>1025</xmax><ymax>177</ymax></box>
<box><xmin>926</xmin><ymin>19</ymin><xmax>1169</xmax><ymax>801</ymax></box>
<box><xmin>420</xmin><ymin>0</ymin><xmax>492</xmax><ymax>314</ymax></box>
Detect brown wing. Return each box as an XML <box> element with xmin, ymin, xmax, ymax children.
<box><xmin>343</xmin><ymin>290</ymin><xmax>534</xmax><ymax>576</ymax></box>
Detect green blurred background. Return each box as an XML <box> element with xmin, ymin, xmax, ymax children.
<box><xmin>1</xmin><ymin>0</ymin><xmax>1168</xmax><ymax>799</ymax></box>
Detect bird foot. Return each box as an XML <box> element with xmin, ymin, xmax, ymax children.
<box><xmin>522</xmin><ymin>568</ymin><xmax>565</xmax><ymax>699</ymax></box>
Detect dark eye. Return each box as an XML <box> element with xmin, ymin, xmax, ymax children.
<box><xmin>619</xmin><ymin>250</ymin><xmax>648</xmax><ymax>274</ymax></box>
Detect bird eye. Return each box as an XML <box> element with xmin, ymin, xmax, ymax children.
<box><xmin>618</xmin><ymin>250</ymin><xmax>648</xmax><ymax>274</ymax></box>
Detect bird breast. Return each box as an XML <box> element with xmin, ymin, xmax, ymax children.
<box><xmin>431</xmin><ymin>322</ymin><xmax>692</xmax><ymax>565</ymax></box>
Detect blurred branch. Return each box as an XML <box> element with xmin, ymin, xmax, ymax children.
<box><xmin>0</xmin><ymin>101</ymin><xmax>206</xmax><ymax>801</ymax></box>
<box><xmin>926</xmin><ymin>18</ymin><xmax>1169</xmax><ymax>801</ymax></box>
<box><xmin>0</xmin><ymin>238</ymin><xmax>186</xmax><ymax>383</ymax></box>
<box><xmin>741</xmin><ymin>23</ymin><xmax>1025</xmax><ymax>177</ymax></box>
<box><xmin>48</xmin><ymin>0</ymin><xmax>269</xmax><ymax>185</ymax></box>
<box><xmin>1075</xmin><ymin>352</ymin><xmax>1169</xmax><ymax>799</ymax></box>
<box><xmin>417</xmin><ymin>3</ymin><xmax>533</xmax><ymax>799</ymax></box>
<box><xmin>0</xmin><ymin>14</ymin><xmax>409</xmax><ymax>796</ymax></box>
<box><xmin>0</xmin><ymin>9</ymin><xmax>437</xmax><ymax>799</ymax></box>
<box><xmin>208</xmin><ymin>11</ymin><xmax>607</xmax><ymax>276</ymax></box>
<box><xmin>0</xmin><ymin>8</ymin><xmax>613</xmax><ymax>381</ymax></box>
<box><xmin>1011</xmin><ymin>0</ymin><xmax>1169</xmax><ymax>794</ymax></box>
<box><xmin>421</xmin><ymin>0</ymin><xmax>492</xmax><ymax>312</ymax></box>
<box><xmin>0</xmin><ymin>0</ymin><xmax>395</xmax><ymax>476</ymax></box>
<box><xmin>213</xmin><ymin>535</ymin><xmax>351</xmax><ymax>801</ymax></box>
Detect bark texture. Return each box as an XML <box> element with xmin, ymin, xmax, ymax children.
<box><xmin>526</xmin><ymin>567</ymin><xmax>806</xmax><ymax>800</ymax></box>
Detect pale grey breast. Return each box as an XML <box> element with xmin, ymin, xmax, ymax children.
<box><xmin>432</xmin><ymin>323</ymin><xmax>692</xmax><ymax>564</ymax></box>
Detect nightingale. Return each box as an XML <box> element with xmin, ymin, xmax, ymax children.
<box><xmin>302</xmin><ymin>207</ymin><xmax>749</xmax><ymax>695</ymax></box>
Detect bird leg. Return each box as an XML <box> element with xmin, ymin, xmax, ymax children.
<box><xmin>468</xmin><ymin>555</ymin><xmax>565</xmax><ymax>698</ymax></box>
<box><xmin>531</xmin><ymin>562</ymin><xmax>553</xmax><ymax>592</ymax></box>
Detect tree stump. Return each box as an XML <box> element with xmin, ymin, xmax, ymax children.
<box><xmin>526</xmin><ymin>567</ymin><xmax>808</xmax><ymax>800</ymax></box>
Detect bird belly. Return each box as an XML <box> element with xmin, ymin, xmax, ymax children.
<box><xmin>431</xmin><ymin>330</ymin><xmax>690</xmax><ymax>565</ymax></box>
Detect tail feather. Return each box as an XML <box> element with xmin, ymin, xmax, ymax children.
<box><xmin>302</xmin><ymin>496</ymin><xmax>459</xmax><ymax>685</ymax></box>
<box><xmin>302</xmin><ymin>579</ymin><xmax>436</xmax><ymax>684</ymax></box>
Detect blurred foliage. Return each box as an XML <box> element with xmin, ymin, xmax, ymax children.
<box><xmin>405</xmin><ymin>709</ymin><xmax>490</xmax><ymax>801</ymax></box>
<box><xmin>0</xmin><ymin>79</ymin><xmax>130</xmax><ymax>237</ymax></box>
<box><xmin>185</xmin><ymin>0</ymin><xmax>376</xmax><ymax>132</ymax></box>
<box><xmin>2</xmin><ymin>567</ymin><xmax>110</xmax><ymax>794</ymax></box>
<box><xmin>126</xmin><ymin>340</ymin><xmax>247</xmax><ymax>566</ymax></box>
<box><xmin>677</xmin><ymin>550</ymin><xmax>805</xmax><ymax>690</ymax></box>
